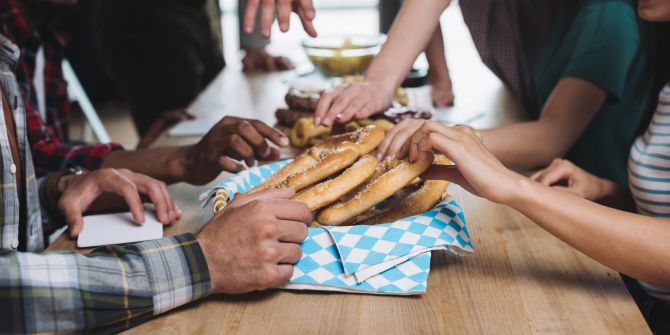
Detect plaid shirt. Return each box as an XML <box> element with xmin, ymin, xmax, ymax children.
<box><xmin>0</xmin><ymin>0</ymin><xmax>123</xmax><ymax>176</ymax></box>
<box><xmin>0</xmin><ymin>36</ymin><xmax>211</xmax><ymax>333</ymax></box>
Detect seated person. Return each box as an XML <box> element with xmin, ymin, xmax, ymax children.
<box><xmin>0</xmin><ymin>0</ymin><xmax>301</xmax><ymax>184</ymax></box>
<box><xmin>0</xmin><ymin>33</ymin><xmax>310</xmax><ymax>333</ymax></box>
<box><xmin>316</xmin><ymin>0</ymin><xmax>650</xmax><ymax>189</ymax></box>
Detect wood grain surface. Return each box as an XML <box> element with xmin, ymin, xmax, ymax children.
<box><xmin>47</xmin><ymin>9</ymin><xmax>650</xmax><ymax>331</ymax></box>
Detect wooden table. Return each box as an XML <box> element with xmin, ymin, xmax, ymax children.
<box><xmin>48</xmin><ymin>46</ymin><xmax>650</xmax><ymax>334</ymax></box>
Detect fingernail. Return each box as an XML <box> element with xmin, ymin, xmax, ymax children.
<box><xmin>262</xmin><ymin>28</ymin><xmax>270</xmax><ymax>37</ymax></box>
<box><xmin>279</xmin><ymin>137</ymin><xmax>289</xmax><ymax>147</ymax></box>
<box><xmin>314</xmin><ymin>117</ymin><xmax>321</xmax><ymax>125</ymax></box>
<box><xmin>280</xmin><ymin>23</ymin><xmax>288</xmax><ymax>31</ymax></box>
<box><xmin>176</xmin><ymin>207</ymin><xmax>183</xmax><ymax>215</ymax></box>
<box><xmin>263</xmin><ymin>147</ymin><xmax>271</xmax><ymax>157</ymax></box>
<box><xmin>308</xmin><ymin>9</ymin><xmax>315</xmax><ymax>19</ymax></box>
<box><xmin>376</xmin><ymin>153</ymin><xmax>382</xmax><ymax>161</ymax></box>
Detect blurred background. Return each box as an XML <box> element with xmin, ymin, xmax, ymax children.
<box><xmin>67</xmin><ymin>0</ymin><xmax>513</xmax><ymax>148</ymax></box>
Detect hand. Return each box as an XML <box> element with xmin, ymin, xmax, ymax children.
<box><xmin>399</xmin><ymin>121</ymin><xmax>523</xmax><ymax>204</ymax></box>
<box><xmin>137</xmin><ymin>109</ymin><xmax>195</xmax><ymax>149</ymax></box>
<box><xmin>376</xmin><ymin>119</ymin><xmax>425</xmax><ymax>161</ymax></box>
<box><xmin>183</xmin><ymin>116</ymin><xmax>289</xmax><ymax>185</ymax></box>
<box><xmin>429</xmin><ymin>74</ymin><xmax>455</xmax><ymax>107</ymax></box>
<box><xmin>242</xmin><ymin>48</ymin><xmax>295</xmax><ymax>72</ymax></box>
<box><xmin>530</xmin><ymin>159</ymin><xmax>611</xmax><ymax>201</ymax></box>
<box><xmin>313</xmin><ymin>81</ymin><xmax>393</xmax><ymax>127</ymax></box>
<box><xmin>58</xmin><ymin>169</ymin><xmax>179</xmax><ymax>238</ymax></box>
<box><xmin>242</xmin><ymin>0</ymin><xmax>317</xmax><ymax>39</ymax></box>
<box><xmin>197</xmin><ymin>188</ymin><xmax>310</xmax><ymax>294</ymax></box>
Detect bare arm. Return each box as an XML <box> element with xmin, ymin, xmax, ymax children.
<box><xmin>481</xmin><ymin>77</ymin><xmax>607</xmax><ymax>169</ymax></box>
<box><xmin>510</xmin><ymin>179</ymin><xmax>670</xmax><ymax>289</ymax></box>
<box><xmin>365</xmin><ymin>0</ymin><xmax>451</xmax><ymax>92</ymax></box>
<box><xmin>406</xmin><ymin>122</ymin><xmax>670</xmax><ymax>290</ymax></box>
<box><xmin>313</xmin><ymin>0</ymin><xmax>450</xmax><ymax>126</ymax></box>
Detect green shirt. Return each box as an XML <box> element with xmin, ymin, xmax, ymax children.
<box><xmin>534</xmin><ymin>0</ymin><xmax>649</xmax><ymax>186</ymax></box>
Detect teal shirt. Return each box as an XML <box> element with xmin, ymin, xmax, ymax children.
<box><xmin>534</xmin><ymin>0</ymin><xmax>649</xmax><ymax>186</ymax></box>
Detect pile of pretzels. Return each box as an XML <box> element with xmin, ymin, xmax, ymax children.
<box><xmin>214</xmin><ymin>125</ymin><xmax>451</xmax><ymax>227</ymax></box>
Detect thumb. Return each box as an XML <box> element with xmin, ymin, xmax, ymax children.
<box><xmin>231</xmin><ymin>187</ymin><xmax>296</xmax><ymax>207</ymax></box>
<box><xmin>61</xmin><ymin>199</ymin><xmax>86</xmax><ymax>238</ymax></box>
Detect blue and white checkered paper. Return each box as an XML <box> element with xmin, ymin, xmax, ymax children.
<box><xmin>203</xmin><ymin>160</ymin><xmax>474</xmax><ymax>295</ymax></box>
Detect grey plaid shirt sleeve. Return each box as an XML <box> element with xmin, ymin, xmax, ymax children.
<box><xmin>0</xmin><ymin>233</ymin><xmax>211</xmax><ymax>334</ymax></box>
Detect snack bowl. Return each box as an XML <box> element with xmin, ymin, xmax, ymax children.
<box><xmin>302</xmin><ymin>35</ymin><xmax>384</xmax><ymax>77</ymax></box>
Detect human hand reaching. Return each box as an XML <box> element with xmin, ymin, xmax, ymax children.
<box><xmin>197</xmin><ymin>188</ymin><xmax>310</xmax><ymax>294</ymax></box>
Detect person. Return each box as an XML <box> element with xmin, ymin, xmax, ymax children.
<box><xmin>315</xmin><ymin>0</ymin><xmax>649</xmax><ymax>189</ymax></box>
<box><xmin>0</xmin><ymin>0</ymin><xmax>300</xmax><ymax>184</ymax></box>
<box><xmin>379</xmin><ymin>1</ymin><xmax>670</xmax><ymax>330</ymax></box>
<box><xmin>87</xmin><ymin>0</ymin><xmax>297</xmax><ymax>138</ymax></box>
<box><xmin>0</xmin><ymin>29</ymin><xmax>312</xmax><ymax>333</ymax></box>
<box><xmin>379</xmin><ymin>0</ymin><xmax>454</xmax><ymax>107</ymax></box>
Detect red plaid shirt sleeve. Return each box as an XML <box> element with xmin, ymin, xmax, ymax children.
<box><xmin>0</xmin><ymin>0</ymin><xmax>124</xmax><ymax>176</ymax></box>
<box><xmin>25</xmin><ymin>99</ymin><xmax>123</xmax><ymax>176</ymax></box>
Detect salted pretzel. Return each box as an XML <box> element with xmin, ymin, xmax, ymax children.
<box><xmin>290</xmin><ymin>117</ymin><xmax>331</xmax><ymax>148</ymax></box>
<box><xmin>213</xmin><ymin>125</ymin><xmax>385</xmax><ymax>212</ymax></box>
<box><xmin>294</xmin><ymin>154</ymin><xmax>378</xmax><ymax>211</ymax></box>
<box><xmin>317</xmin><ymin>153</ymin><xmax>435</xmax><ymax>226</ymax></box>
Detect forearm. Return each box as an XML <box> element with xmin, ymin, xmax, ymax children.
<box><xmin>425</xmin><ymin>23</ymin><xmax>450</xmax><ymax>79</ymax></box>
<box><xmin>365</xmin><ymin>0</ymin><xmax>450</xmax><ymax>91</ymax></box>
<box><xmin>102</xmin><ymin>146</ymin><xmax>190</xmax><ymax>184</ymax></box>
<box><xmin>480</xmin><ymin>120</ymin><xmax>570</xmax><ymax>169</ymax></box>
<box><xmin>0</xmin><ymin>234</ymin><xmax>211</xmax><ymax>333</ymax></box>
<box><xmin>507</xmin><ymin>178</ymin><xmax>670</xmax><ymax>289</ymax></box>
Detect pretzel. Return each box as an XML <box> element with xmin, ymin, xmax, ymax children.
<box><xmin>317</xmin><ymin>153</ymin><xmax>434</xmax><ymax>226</ymax></box>
<box><xmin>223</xmin><ymin>125</ymin><xmax>383</xmax><ymax>204</ymax></box>
<box><xmin>290</xmin><ymin>117</ymin><xmax>331</xmax><ymax>148</ymax></box>
<box><xmin>293</xmin><ymin>154</ymin><xmax>378</xmax><ymax>211</ymax></box>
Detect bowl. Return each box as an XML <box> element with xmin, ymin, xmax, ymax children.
<box><xmin>302</xmin><ymin>35</ymin><xmax>384</xmax><ymax>77</ymax></box>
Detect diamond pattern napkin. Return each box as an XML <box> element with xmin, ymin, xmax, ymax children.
<box><xmin>202</xmin><ymin>160</ymin><xmax>474</xmax><ymax>295</ymax></box>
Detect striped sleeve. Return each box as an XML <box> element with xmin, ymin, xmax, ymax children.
<box><xmin>0</xmin><ymin>233</ymin><xmax>211</xmax><ymax>334</ymax></box>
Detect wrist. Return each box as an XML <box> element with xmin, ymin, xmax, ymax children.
<box><xmin>196</xmin><ymin>233</ymin><xmax>222</xmax><ymax>294</ymax></box>
<box><xmin>503</xmin><ymin>174</ymin><xmax>539</xmax><ymax>208</ymax></box>
<box><xmin>167</xmin><ymin>146</ymin><xmax>194</xmax><ymax>183</ymax></box>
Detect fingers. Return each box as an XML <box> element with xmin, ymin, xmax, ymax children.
<box><xmin>114</xmin><ymin>177</ymin><xmax>146</xmax><ymax>225</ymax></box>
<box><xmin>250</xmin><ymin>119</ymin><xmax>290</xmax><ymax>147</ymax></box>
<box><xmin>276</xmin><ymin>220</ymin><xmax>309</xmax><ymax>243</ymax></box>
<box><xmin>276</xmin><ymin>56</ymin><xmax>295</xmax><ymax>70</ymax></box>
<box><xmin>227</xmin><ymin>134</ymin><xmax>256</xmax><ymax>167</ymax></box>
<box><xmin>264</xmin><ymin>52</ymin><xmax>278</xmax><ymax>72</ymax></box>
<box><xmin>313</xmin><ymin>86</ymin><xmax>343</xmax><ymax>126</ymax></box>
<box><xmin>232</xmin><ymin>187</ymin><xmax>296</xmax><ymax>208</ymax></box>
<box><xmin>295</xmin><ymin>4</ymin><xmax>317</xmax><ymax>37</ymax></box>
<box><xmin>532</xmin><ymin>159</ymin><xmax>572</xmax><ymax>187</ymax></box>
<box><xmin>243</xmin><ymin>0</ymin><xmax>261</xmax><ymax>34</ymax></box>
<box><xmin>219</xmin><ymin>156</ymin><xmax>244</xmax><ymax>173</ymax></box>
<box><xmin>270</xmin><ymin>200</ymin><xmax>312</xmax><ymax>223</ymax></box>
<box><xmin>131</xmin><ymin>174</ymin><xmax>177</xmax><ymax>224</ymax></box>
<box><xmin>320</xmin><ymin>88</ymin><xmax>359</xmax><ymax>126</ymax></box>
<box><xmin>277</xmin><ymin>0</ymin><xmax>292</xmax><ymax>32</ymax></box>
<box><xmin>233</xmin><ymin>121</ymin><xmax>272</xmax><ymax>159</ymax></box>
<box><xmin>273</xmin><ymin>264</ymin><xmax>295</xmax><ymax>286</ymax></box>
<box><xmin>277</xmin><ymin>242</ymin><xmax>303</xmax><ymax>264</ymax></box>
<box><xmin>59</xmin><ymin>195</ymin><xmax>90</xmax><ymax>238</ymax></box>
<box><xmin>260</xmin><ymin>0</ymin><xmax>275</xmax><ymax>38</ymax></box>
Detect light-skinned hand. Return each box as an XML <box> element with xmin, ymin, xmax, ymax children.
<box><xmin>242</xmin><ymin>0</ymin><xmax>317</xmax><ymax>39</ymax></box>
<box><xmin>313</xmin><ymin>81</ymin><xmax>393</xmax><ymax>127</ymax></box>
<box><xmin>530</xmin><ymin>158</ymin><xmax>611</xmax><ymax>201</ymax></box>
